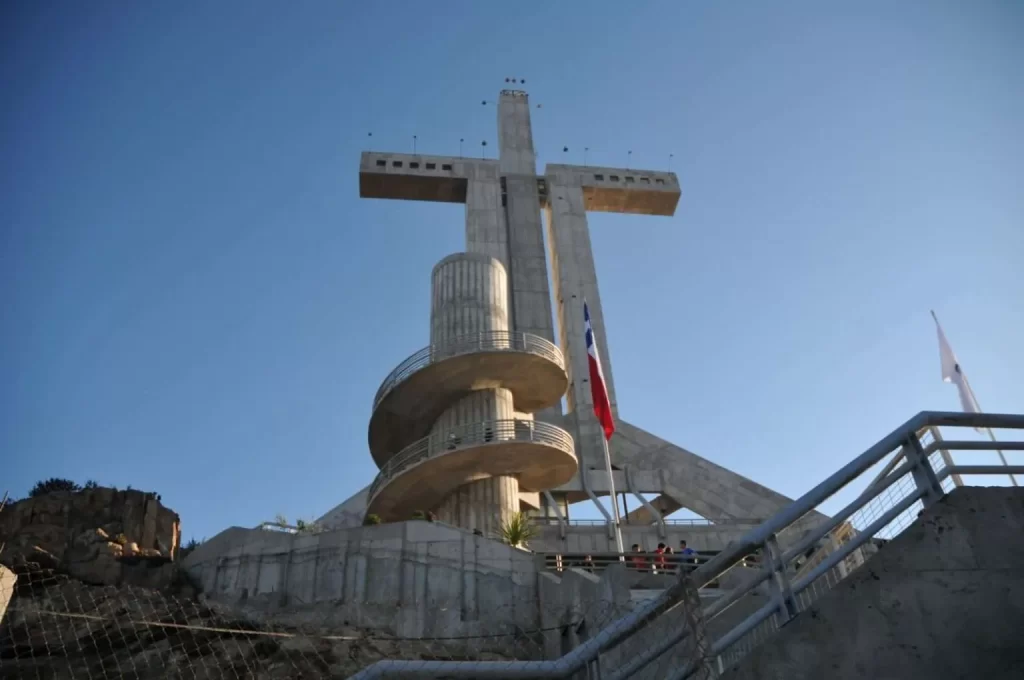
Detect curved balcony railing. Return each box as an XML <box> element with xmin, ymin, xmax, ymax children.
<box><xmin>367</xmin><ymin>419</ymin><xmax>575</xmax><ymax>503</ymax></box>
<box><xmin>372</xmin><ymin>331</ymin><xmax>565</xmax><ymax>411</ymax></box>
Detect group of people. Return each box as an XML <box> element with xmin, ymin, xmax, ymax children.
<box><xmin>568</xmin><ymin>540</ymin><xmax>702</xmax><ymax>574</ymax></box>
<box><xmin>628</xmin><ymin>540</ymin><xmax>699</xmax><ymax>574</ymax></box>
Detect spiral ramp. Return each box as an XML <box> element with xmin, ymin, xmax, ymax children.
<box><xmin>365</xmin><ymin>253</ymin><xmax>578</xmax><ymax>533</ymax></box>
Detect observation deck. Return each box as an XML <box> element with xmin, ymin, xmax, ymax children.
<box><xmin>368</xmin><ymin>330</ymin><xmax>570</xmax><ymax>467</ymax></box>
<box><xmin>365</xmin><ymin>419</ymin><xmax>577</xmax><ymax>521</ymax></box>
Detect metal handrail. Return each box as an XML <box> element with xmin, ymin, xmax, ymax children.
<box><xmin>529</xmin><ymin>517</ymin><xmax>764</xmax><ymax>527</ymax></box>
<box><xmin>348</xmin><ymin>410</ymin><xmax>1024</xmax><ymax>679</ymax></box>
<box><xmin>367</xmin><ymin>419</ymin><xmax>575</xmax><ymax>504</ymax></box>
<box><xmin>372</xmin><ymin>330</ymin><xmax>565</xmax><ymax>410</ymax></box>
<box><xmin>536</xmin><ymin>550</ymin><xmax>732</xmax><ymax>575</ymax></box>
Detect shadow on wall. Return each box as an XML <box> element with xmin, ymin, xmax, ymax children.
<box><xmin>722</xmin><ymin>487</ymin><xmax>1024</xmax><ymax>680</ymax></box>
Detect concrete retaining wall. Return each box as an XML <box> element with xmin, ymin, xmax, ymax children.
<box><xmin>722</xmin><ymin>487</ymin><xmax>1024</xmax><ymax>680</ymax></box>
<box><xmin>184</xmin><ymin>520</ymin><xmax>651</xmax><ymax>659</ymax></box>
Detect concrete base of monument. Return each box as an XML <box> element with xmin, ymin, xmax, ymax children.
<box><xmin>369</xmin><ymin>348</ymin><xmax>568</xmax><ymax>466</ymax></box>
<box><xmin>366</xmin><ymin>439</ymin><xmax>578</xmax><ymax>522</ymax></box>
<box><xmin>183</xmin><ymin>518</ymin><xmax>721</xmax><ymax>678</ymax></box>
<box><xmin>184</xmin><ymin>520</ymin><xmax>636</xmax><ymax>655</ymax></box>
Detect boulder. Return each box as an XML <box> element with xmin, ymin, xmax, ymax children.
<box><xmin>0</xmin><ymin>487</ymin><xmax>180</xmax><ymax>589</ymax></box>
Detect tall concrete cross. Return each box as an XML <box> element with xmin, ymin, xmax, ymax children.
<box><xmin>358</xmin><ymin>89</ymin><xmax>803</xmax><ymax>526</ymax></box>
<box><xmin>358</xmin><ymin>89</ymin><xmax>679</xmax><ymax>446</ymax></box>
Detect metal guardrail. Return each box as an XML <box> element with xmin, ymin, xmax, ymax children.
<box><xmin>367</xmin><ymin>419</ymin><xmax>575</xmax><ymax>505</ymax></box>
<box><xmin>536</xmin><ymin>550</ymin><xmax>735</xmax><ymax>576</ymax></box>
<box><xmin>372</xmin><ymin>331</ymin><xmax>565</xmax><ymax>410</ymax></box>
<box><xmin>348</xmin><ymin>410</ymin><xmax>1024</xmax><ymax>679</ymax></box>
<box><xmin>529</xmin><ymin>517</ymin><xmax>763</xmax><ymax>527</ymax></box>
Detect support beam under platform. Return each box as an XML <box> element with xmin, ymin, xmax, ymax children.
<box><xmin>610</xmin><ymin>418</ymin><xmax>828</xmax><ymax>525</ymax></box>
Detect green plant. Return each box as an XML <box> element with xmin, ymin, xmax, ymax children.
<box><xmin>498</xmin><ymin>511</ymin><xmax>538</xmax><ymax>548</ymax></box>
<box><xmin>274</xmin><ymin>514</ymin><xmax>289</xmax><ymax>527</ymax></box>
<box><xmin>295</xmin><ymin>519</ymin><xmax>324</xmax><ymax>535</ymax></box>
<box><xmin>29</xmin><ymin>478</ymin><xmax>81</xmax><ymax>497</ymax></box>
<box><xmin>363</xmin><ymin>513</ymin><xmax>382</xmax><ymax>526</ymax></box>
<box><xmin>179</xmin><ymin>537</ymin><xmax>203</xmax><ymax>559</ymax></box>
<box><xmin>83</xmin><ymin>480</ymin><xmax>99</xmax><ymax>489</ymax></box>
<box><xmin>410</xmin><ymin>510</ymin><xmax>427</xmax><ymax>521</ymax></box>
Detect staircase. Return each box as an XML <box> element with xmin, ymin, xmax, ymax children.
<box><xmin>349</xmin><ymin>410</ymin><xmax>1024</xmax><ymax>679</ymax></box>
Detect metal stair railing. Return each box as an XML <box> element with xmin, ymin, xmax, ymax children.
<box><xmin>347</xmin><ymin>411</ymin><xmax>1024</xmax><ymax>679</ymax></box>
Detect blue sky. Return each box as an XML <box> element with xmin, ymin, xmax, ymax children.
<box><xmin>2</xmin><ymin>1</ymin><xmax>1022</xmax><ymax>542</ymax></box>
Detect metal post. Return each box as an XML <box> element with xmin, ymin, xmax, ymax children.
<box><xmin>928</xmin><ymin>426</ymin><xmax>964</xmax><ymax>487</ymax></box>
<box><xmin>906</xmin><ymin>433</ymin><xmax>945</xmax><ymax>509</ymax></box>
<box><xmin>764</xmin><ymin>533</ymin><xmax>799</xmax><ymax>622</ymax></box>
<box><xmin>602</xmin><ymin>435</ymin><xmax>625</xmax><ymax>555</ymax></box>
<box><xmin>543</xmin><ymin>490</ymin><xmax>567</xmax><ymax>540</ymax></box>
<box><xmin>625</xmin><ymin>465</ymin><xmax>666</xmax><ymax>538</ymax></box>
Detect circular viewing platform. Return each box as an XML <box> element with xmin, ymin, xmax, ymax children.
<box><xmin>368</xmin><ymin>331</ymin><xmax>569</xmax><ymax>466</ymax></box>
<box><xmin>365</xmin><ymin>419</ymin><xmax>577</xmax><ymax>522</ymax></box>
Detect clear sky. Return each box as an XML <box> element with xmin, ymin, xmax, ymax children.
<box><xmin>2</xmin><ymin>1</ymin><xmax>1022</xmax><ymax>542</ymax></box>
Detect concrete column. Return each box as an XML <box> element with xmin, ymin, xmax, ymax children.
<box><xmin>545</xmin><ymin>183</ymin><xmax>617</xmax><ymax>473</ymax></box>
<box><xmin>429</xmin><ymin>253</ymin><xmax>520</xmax><ymax>534</ymax></box>
<box><xmin>431</xmin><ymin>389</ymin><xmax>516</xmax><ymax>434</ymax></box>
<box><xmin>497</xmin><ymin>91</ymin><xmax>561</xmax><ymax>424</ymax></box>
<box><xmin>430</xmin><ymin>252</ymin><xmax>509</xmax><ymax>345</ymax></box>
<box><xmin>433</xmin><ymin>475</ymin><xmax>519</xmax><ymax>536</ymax></box>
<box><xmin>464</xmin><ymin>162</ymin><xmax>509</xmax><ymax>274</ymax></box>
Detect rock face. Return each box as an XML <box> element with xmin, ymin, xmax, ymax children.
<box><xmin>0</xmin><ymin>487</ymin><xmax>180</xmax><ymax>588</ymax></box>
<box><xmin>0</xmin><ymin>489</ymin><xmax>518</xmax><ymax>678</ymax></box>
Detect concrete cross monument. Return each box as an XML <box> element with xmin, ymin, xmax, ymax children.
<box><xmin>356</xmin><ymin>86</ymin><xmax>803</xmax><ymax>531</ymax></box>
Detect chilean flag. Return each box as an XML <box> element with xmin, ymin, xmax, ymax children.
<box><xmin>585</xmin><ymin>301</ymin><xmax>615</xmax><ymax>441</ymax></box>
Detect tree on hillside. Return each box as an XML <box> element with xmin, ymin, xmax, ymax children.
<box><xmin>29</xmin><ymin>478</ymin><xmax>81</xmax><ymax>497</ymax></box>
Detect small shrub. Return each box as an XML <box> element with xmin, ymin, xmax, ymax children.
<box><xmin>363</xmin><ymin>514</ymin><xmax>382</xmax><ymax>526</ymax></box>
<box><xmin>29</xmin><ymin>478</ymin><xmax>81</xmax><ymax>498</ymax></box>
<box><xmin>179</xmin><ymin>537</ymin><xmax>203</xmax><ymax>559</ymax></box>
<box><xmin>273</xmin><ymin>513</ymin><xmax>289</xmax><ymax>527</ymax></box>
<box><xmin>295</xmin><ymin>519</ymin><xmax>324</xmax><ymax>535</ymax></box>
<box><xmin>410</xmin><ymin>510</ymin><xmax>427</xmax><ymax>521</ymax></box>
<box><xmin>499</xmin><ymin>511</ymin><xmax>538</xmax><ymax>549</ymax></box>
<box><xmin>83</xmin><ymin>480</ymin><xmax>99</xmax><ymax>489</ymax></box>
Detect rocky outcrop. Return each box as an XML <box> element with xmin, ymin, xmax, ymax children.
<box><xmin>0</xmin><ymin>487</ymin><xmax>180</xmax><ymax>588</ymax></box>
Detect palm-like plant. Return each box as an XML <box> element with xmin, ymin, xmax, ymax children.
<box><xmin>499</xmin><ymin>511</ymin><xmax>538</xmax><ymax>548</ymax></box>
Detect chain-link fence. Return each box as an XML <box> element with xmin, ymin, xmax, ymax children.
<box><xmin>0</xmin><ymin>552</ymin><xmax>712</xmax><ymax>679</ymax></box>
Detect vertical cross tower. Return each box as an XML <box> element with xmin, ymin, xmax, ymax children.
<box><xmin>358</xmin><ymin>88</ymin><xmax>797</xmax><ymax>534</ymax></box>
<box><xmin>361</xmin><ymin>91</ymin><xmax>578</xmax><ymax>533</ymax></box>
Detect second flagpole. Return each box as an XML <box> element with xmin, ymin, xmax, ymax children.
<box><xmin>602</xmin><ymin>433</ymin><xmax>626</xmax><ymax>555</ymax></box>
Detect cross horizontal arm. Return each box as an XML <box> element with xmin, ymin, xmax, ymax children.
<box><xmin>360</xmin><ymin>151</ymin><xmax>498</xmax><ymax>204</ymax></box>
<box><xmin>545</xmin><ymin>163</ymin><xmax>681</xmax><ymax>216</ymax></box>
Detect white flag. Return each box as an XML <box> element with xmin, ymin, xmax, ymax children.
<box><xmin>932</xmin><ymin>311</ymin><xmax>981</xmax><ymax>416</ymax></box>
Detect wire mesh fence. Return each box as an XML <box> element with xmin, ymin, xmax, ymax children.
<box><xmin>0</xmin><ymin>549</ymin><xmax>711</xmax><ymax>679</ymax></box>
<box><xmin>6</xmin><ymin>416</ymin><xmax>1018</xmax><ymax>679</ymax></box>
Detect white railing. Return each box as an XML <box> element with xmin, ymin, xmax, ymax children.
<box><xmin>372</xmin><ymin>331</ymin><xmax>565</xmax><ymax>410</ymax></box>
<box><xmin>347</xmin><ymin>410</ymin><xmax>1024</xmax><ymax>679</ymax></box>
<box><xmin>367</xmin><ymin>419</ymin><xmax>575</xmax><ymax>504</ymax></box>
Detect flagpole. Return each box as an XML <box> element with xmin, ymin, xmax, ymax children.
<box><xmin>961</xmin><ymin>373</ymin><xmax>1018</xmax><ymax>487</ymax></box>
<box><xmin>602</xmin><ymin>433</ymin><xmax>626</xmax><ymax>555</ymax></box>
<box><xmin>931</xmin><ymin>310</ymin><xmax>1018</xmax><ymax>487</ymax></box>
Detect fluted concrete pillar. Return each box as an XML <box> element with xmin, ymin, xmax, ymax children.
<box><xmin>431</xmin><ymin>252</ymin><xmax>510</xmax><ymax>347</ymax></box>
<box><xmin>429</xmin><ymin>253</ymin><xmax>519</xmax><ymax>534</ymax></box>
